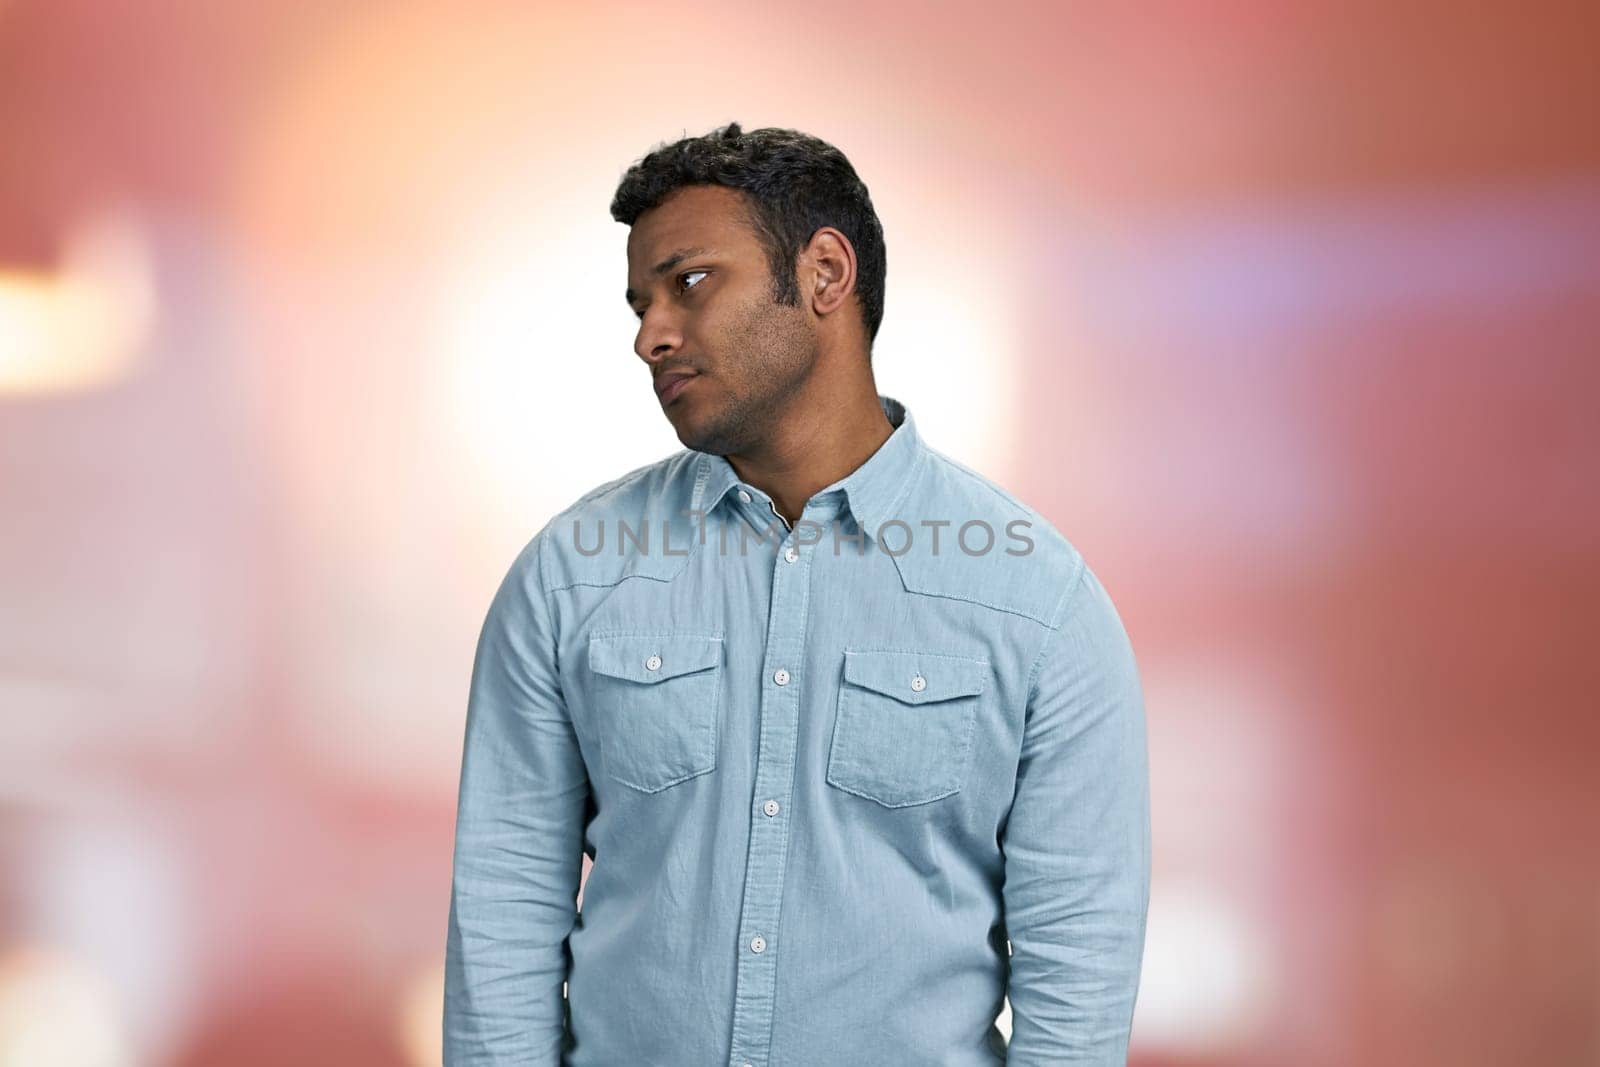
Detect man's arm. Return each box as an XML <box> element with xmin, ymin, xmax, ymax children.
<box><xmin>1001</xmin><ymin>560</ymin><xmax>1152</xmax><ymax>1064</ymax></box>
<box><xmin>444</xmin><ymin>530</ymin><xmax>589</xmax><ymax>1065</ymax></box>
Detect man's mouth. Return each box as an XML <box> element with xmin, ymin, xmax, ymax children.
<box><xmin>655</xmin><ymin>372</ymin><xmax>697</xmax><ymax>404</ymax></box>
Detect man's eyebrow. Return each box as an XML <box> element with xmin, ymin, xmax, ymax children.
<box><xmin>625</xmin><ymin>246</ymin><xmax>712</xmax><ymax>308</ymax></box>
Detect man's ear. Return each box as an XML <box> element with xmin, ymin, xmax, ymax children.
<box><xmin>803</xmin><ymin>227</ymin><xmax>858</xmax><ymax>318</ymax></box>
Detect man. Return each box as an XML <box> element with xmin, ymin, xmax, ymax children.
<box><xmin>443</xmin><ymin>122</ymin><xmax>1151</xmax><ymax>1066</ymax></box>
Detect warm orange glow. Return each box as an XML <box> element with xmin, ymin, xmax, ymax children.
<box><xmin>0</xmin><ymin>212</ymin><xmax>153</xmax><ymax>394</ymax></box>
<box><xmin>395</xmin><ymin>963</ymin><xmax>444</xmax><ymax>1067</ymax></box>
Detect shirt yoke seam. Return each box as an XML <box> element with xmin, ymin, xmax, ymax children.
<box><xmin>901</xmin><ymin>585</ymin><xmax>1064</xmax><ymax>626</ymax></box>
<box><xmin>539</xmin><ymin>451</ymin><xmax>698</xmax><ymax>594</ymax></box>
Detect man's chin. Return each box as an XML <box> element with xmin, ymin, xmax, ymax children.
<box><xmin>674</xmin><ymin>426</ymin><xmax>720</xmax><ymax>455</ymax></box>
<box><xmin>668</xmin><ymin>408</ymin><xmax>734</xmax><ymax>456</ymax></box>
<box><xmin>664</xmin><ymin>406</ymin><xmax>708</xmax><ymax>452</ymax></box>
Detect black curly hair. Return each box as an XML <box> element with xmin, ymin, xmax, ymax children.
<box><xmin>610</xmin><ymin>122</ymin><xmax>887</xmax><ymax>353</ymax></box>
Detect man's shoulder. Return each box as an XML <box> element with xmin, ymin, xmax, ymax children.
<box><xmin>527</xmin><ymin>449</ymin><xmax>702</xmax><ymax>592</ymax></box>
<box><xmin>889</xmin><ymin>444</ymin><xmax>1086</xmax><ymax>627</ymax></box>
<box><xmin>549</xmin><ymin>448</ymin><xmax>698</xmax><ymax>525</ymax></box>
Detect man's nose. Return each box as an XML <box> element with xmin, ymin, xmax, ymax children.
<box><xmin>634</xmin><ymin>307</ymin><xmax>683</xmax><ymax>364</ymax></box>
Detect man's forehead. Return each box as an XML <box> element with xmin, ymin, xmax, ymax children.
<box><xmin>628</xmin><ymin>186</ymin><xmax>752</xmax><ymax>259</ymax></box>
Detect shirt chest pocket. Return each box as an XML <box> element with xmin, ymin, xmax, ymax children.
<box><xmin>826</xmin><ymin>649</ymin><xmax>990</xmax><ymax>808</ymax></box>
<box><xmin>586</xmin><ymin>632</ymin><xmax>724</xmax><ymax>794</ymax></box>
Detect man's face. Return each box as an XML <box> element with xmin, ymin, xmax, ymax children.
<box><xmin>625</xmin><ymin>184</ymin><xmax>817</xmax><ymax>455</ymax></box>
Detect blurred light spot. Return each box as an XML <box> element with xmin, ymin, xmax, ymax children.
<box><xmin>395</xmin><ymin>962</ymin><xmax>444</xmax><ymax>1067</ymax></box>
<box><xmin>1134</xmin><ymin>880</ymin><xmax>1273</xmax><ymax>1054</ymax></box>
<box><xmin>876</xmin><ymin>202</ymin><xmax>1022</xmax><ymax>487</ymax></box>
<box><xmin>0</xmin><ymin>211</ymin><xmax>154</xmax><ymax>395</ymax></box>
<box><xmin>0</xmin><ymin>946</ymin><xmax>132</xmax><ymax>1067</ymax></box>
<box><xmin>433</xmin><ymin>211</ymin><xmax>661</xmax><ymax>526</ymax></box>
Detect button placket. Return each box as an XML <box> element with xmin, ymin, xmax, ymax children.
<box><xmin>728</xmin><ymin>490</ymin><xmax>818</xmax><ymax>1067</ymax></box>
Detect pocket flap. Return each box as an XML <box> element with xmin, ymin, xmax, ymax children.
<box><xmin>841</xmin><ymin>649</ymin><xmax>989</xmax><ymax>705</ymax></box>
<box><xmin>588</xmin><ymin>632</ymin><xmax>723</xmax><ymax>684</ymax></box>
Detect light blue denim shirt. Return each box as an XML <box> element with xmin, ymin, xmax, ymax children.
<box><xmin>444</xmin><ymin>394</ymin><xmax>1151</xmax><ymax>1066</ymax></box>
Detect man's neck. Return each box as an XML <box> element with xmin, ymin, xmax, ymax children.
<box><xmin>725</xmin><ymin>377</ymin><xmax>893</xmax><ymax>529</ymax></box>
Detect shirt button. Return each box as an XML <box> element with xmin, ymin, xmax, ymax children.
<box><xmin>763</xmin><ymin>799</ymin><xmax>780</xmax><ymax>817</ymax></box>
<box><xmin>911</xmin><ymin>674</ymin><xmax>926</xmax><ymax>692</ymax></box>
<box><xmin>738</xmin><ymin>489</ymin><xmax>752</xmax><ymax>503</ymax></box>
<box><xmin>783</xmin><ymin>546</ymin><xmax>799</xmax><ymax>563</ymax></box>
<box><xmin>773</xmin><ymin>668</ymin><xmax>789</xmax><ymax>686</ymax></box>
<box><xmin>645</xmin><ymin>654</ymin><xmax>662</xmax><ymax>671</ymax></box>
<box><xmin>750</xmin><ymin>935</ymin><xmax>766</xmax><ymax>953</ymax></box>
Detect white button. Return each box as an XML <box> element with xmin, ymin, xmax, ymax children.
<box><xmin>750</xmin><ymin>935</ymin><xmax>766</xmax><ymax>953</ymax></box>
<box><xmin>738</xmin><ymin>489</ymin><xmax>752</xmax><ymax>503</ymax></box>
<box><xmin>645</xmin><ymin>654</ymin><xmax>662</xmax><ymax>671</ymax></box>
<box><xmin>783</xmin><ymin>546</ymin><xmax>799</xmax><ymax>563</ymax></box>
<box><xmin>773</xmin><ymin>668</ymin><xmax>789</xmax><ymax>686</ymax></box>
<box><xmin>911</xmin><ymin>674</ymin><xmax>926</xmax><ymax>692</ymax></box>
<box><xmin>763</xmin><ymin>799</ymin><xmax>780</xmax><ymax>817</ymax></box>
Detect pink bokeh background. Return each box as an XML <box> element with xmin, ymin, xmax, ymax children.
<box><xmin>2</xmin><ymin>2</ymin><xmax>1596</xmax><ymax>1064</ymax></box>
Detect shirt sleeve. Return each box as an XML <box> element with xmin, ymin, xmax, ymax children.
<box><xmin>444</xmin><ymin>529</ymin><xmax>590</xmax><ymax>1065</ymax></box>
<box><xmin>1002</xmin><ymin>559</ymin><xmax>1152</xmax><ymax>1064</ymax></box>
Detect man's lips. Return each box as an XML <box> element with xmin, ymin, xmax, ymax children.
<box><xmin>655</xmin><ymin>372</ymin><xmax>697</xmax><ymax>404</ymax></box>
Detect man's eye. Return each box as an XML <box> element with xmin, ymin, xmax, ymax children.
<box><xmin>632</xmin><ymin>271</ymin><xmax>709</xmax><ymax>320</ymax></box>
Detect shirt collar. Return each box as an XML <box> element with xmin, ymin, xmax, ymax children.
<box><xmin>691</xmin><ymin>393</ymin><xmax>922</xmax><ymax>545</ymax></box>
